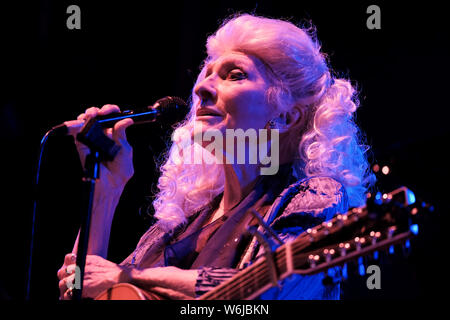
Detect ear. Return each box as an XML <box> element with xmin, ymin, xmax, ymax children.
<box><xmin>271</xmin><ymin>106</ymin><xmax>302</xmax><ymax>133</ymax></box>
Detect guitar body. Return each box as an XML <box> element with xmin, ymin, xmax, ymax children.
<box><xmin>95</xmin><ymin>283</ymin><xmax>163</xmax><ymax>300</ymax></box>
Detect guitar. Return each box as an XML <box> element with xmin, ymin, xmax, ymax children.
<box><xmin>95</xmin><ymin>186</ymin><xmax>423</xmax><ymax>300</ymax></box>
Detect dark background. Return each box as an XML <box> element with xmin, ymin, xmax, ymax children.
<box><xmin>0</xmin><ymin>0</ymin><xmax>448</xmax><ymax>301</ymax></box>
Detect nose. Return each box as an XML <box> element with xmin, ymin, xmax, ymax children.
<box><xmin>194</xmin><ymin>75</ymin><xmax>217</xmax><ymax>105</ymax></box>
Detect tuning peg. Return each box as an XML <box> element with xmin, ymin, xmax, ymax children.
<box><xmin>336</xmin><ymin>214</ymin><xmax>348</xmax><ymax>226</ymax></box>
<box><xmin>402</xmin><ymin>239</ymin><xmax>413</xmax><ymax>257</ymax></box>
<box><xmin>354</xmin><ymin>237</ymin><xmax>361</xmax><ymax>251</ymax></box>
<box><xmin>351</xmin><ymin>207</ymin><xmax>363</xmax><ymax>221</ymax></box>
<box><xmin>306</xmin><ymin>228</ymin><xmax>317</xmax><ymax>242</ymax></box>
<box><xmin>388</xmin><ymin>226</ymin><xmax>397</xmax><ymax>239</ymax></box>
<box><xmin>321</xmin><ymin>221</ymin><xmax>333</xmax><ymax>235</ymax></box>
<box><xmin>358</xmin><ymin>257</ymin><xmax>365</xmax><ymax>276</ymax></box>
<box><xmin>410</xmin><ymin>224</ymin><xmax>419</xmax><ymax>235</ymax></box>
<box><xmin>335</xmin><ymin>215</ymin><xmax>343</xmax><ymax>226</ymax></box>
<box><xmin>419</xmin><ymin>200</ymin><xmax>435</xmax><ymax>212</ymax></box>
<box><xmin>308</xmin><ymin>254</ymin><xmax>320</xmax><ymax>268</ymax></box>
<box><xmin>382</xmin><ymin>193</ymin><xmax>392</xmax><ymax>202</ymax></box>
<box><xmin>386</xmin><ymin>227</ymin><xmax>397</xmax><ymax>255</ymax></box>
<box><xmin>404</xmin><ymin>239</ymin><xmax>411</xmax><ymax>249</ymax></box>
<box><xmin>342</xmin><ymin>263</ymin><xmax>348</xmax><ymax>280</ymax></box>
<box><xmin>388</xmin><ymin>245</ymin><xmax>395</xmax><ymax>255</ymax></box>
<box><xmin>323</xmin><ymin>248</ymin><xmax>335</xmax><ymax>262</ymax></box>
<box><xmin>369</xmin><ymin>231</ymin><xmax>381</xmax><ymax>245</ymax></box>
<box><xmin>354</xmin><ymin>237</ymin><xmax>366</xmax><ymax>251</ymax></box>
<box><xmin>339</xmin><ymin>242</ymin><xmax>350</xmax><ymax>256</ymax></box>
<box><xmin>374</xmin><ymin>192</ymin><xmax>383</xmax><ymax>205</ymax></box>
<box><xmin>373</xmin><ymin>250</ymin><xmax>379</xmax><ymax>260</ymax></box>
<box><xmin>405</xmin><ymin>189</ymin><xmax>416</xmax><ymax>205</ymax></box>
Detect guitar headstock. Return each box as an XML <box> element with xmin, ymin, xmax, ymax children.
<box><xmin>286</xmin><ymin>186</ymin><xmax>425</xmax><ymax>277</ymax></box>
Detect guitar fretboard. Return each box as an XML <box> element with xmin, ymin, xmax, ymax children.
<box><xmin>198</xmin><ymin>236</ymin><xmax>313</xmax><ymax>300</ymax></box>
<box><xmin>198</xmin><ymin>209</ymin><xmax>366</xmax><ymax>300</ymax></box>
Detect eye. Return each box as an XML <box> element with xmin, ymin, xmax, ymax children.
<box><xmin>226</xmin><ymin>69</ymin><xmax>247</xmax><ymax>81</ymax></box>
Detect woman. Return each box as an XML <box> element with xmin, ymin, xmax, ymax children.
<box><xmin>57</xmin><ymin>13</ymin><xmax>375</xmax><ymax>300</ymax></box>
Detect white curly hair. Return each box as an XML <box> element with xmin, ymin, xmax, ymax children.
<box><xmin>152</xmin><ymin>13</ymin><xmax>376</xmax><ymax>231</ymax></box>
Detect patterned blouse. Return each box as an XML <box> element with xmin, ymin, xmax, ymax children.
<box><xmin>120</xmin><ymin>174</ymin><xmax>348</xmax><ymax>300</ymax></box>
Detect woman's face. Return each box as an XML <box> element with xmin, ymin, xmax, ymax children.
<box><xmin>193</xmin><ymin>51</ymin><xmax>275</xmax><ymax>135</ymax></box>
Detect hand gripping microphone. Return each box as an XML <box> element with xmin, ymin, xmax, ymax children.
<box><xmin>93</xmin><ymin>96</ymin><xmax>188</xmax><ymax>128</ymax></box>
<box><xmin>51</xmin><ymin>96</ymin><xmax>188</xmax><ymax>136</ymax></box>
<box><xmin>51</xmin><ymin>96</ymin><xmax>188</xmax><ymax>161</ymax></box>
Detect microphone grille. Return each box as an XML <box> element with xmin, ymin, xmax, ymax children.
<box><xmin>155</xmin><ymin>96</ymin><xmax>187</xmax><ymax>109</ymax></box>
<box><xmin>153</xmin><ymin>96</ymin><xmax>189</xmax><ymax>124</ymax></box>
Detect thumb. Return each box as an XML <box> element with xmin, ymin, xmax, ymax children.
<box><xmin>112</xmin><ymin>118</ymin><xmax>134</xmax><ymax>148</ymax></box>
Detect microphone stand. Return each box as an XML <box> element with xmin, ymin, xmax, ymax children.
<box><xmin>72</xmin><ymin>151</ymin><xmax>99</xmax><ymax>301</ymax></box>
<box><xmin>72</xmin><ymin>119</ymin><xmax>121</xmax><ymax>301</ymax></box>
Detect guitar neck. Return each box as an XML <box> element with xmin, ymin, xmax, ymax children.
<box><xmin>198</xmin><ymin>203</ymin><xmax>416</xmax><ymax>300</ymax></box>
<box><xmin>198</xmin><ymin>253</ymin><xmax>283</xmax><ymax>300</ymax></box>
<box><xmin>198</xmin><ymin>222</ymin><xmax>336</xmax><ymax>300</ymax></box>
<box><xmin>198</xmin><ymin>237</ymin><xmax>312</xmax><ymax>300</ymax></box>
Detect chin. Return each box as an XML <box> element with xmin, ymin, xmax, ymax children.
<box><xmin>194</xmin><ymin>119</ymin><xmax>225</xmax><ymax>133</ymax></box>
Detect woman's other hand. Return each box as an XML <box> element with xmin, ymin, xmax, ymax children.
<box><xmin>57</xmin><ymin>254</ymin><xmax>130</xmax><ymax>300</ymax></box>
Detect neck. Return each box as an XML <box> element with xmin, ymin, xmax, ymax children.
<box><xmin>221</xmin><ymin>163</ymin><xmax>261</xmax><ymax>211</ymax></box>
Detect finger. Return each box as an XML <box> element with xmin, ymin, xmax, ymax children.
<box><xmin>64</xmin><ymin>253</ymin><xmax>77</xmax><ymax>266</ymax></box>
<box><xmin>84</xmin><ymin>107</ymin><xmax>100</xmax><ymax>120</ymax></box>
<box><xmin>98</xmin><ymin>104</ymin><xmax>121</xmax><ymax>116</ymax></box>
<box><xmin>57</xmin><ymin>266</ymin><xmax>70</xmax><ymax>280</ymax></box>
<box><xmin>57</xmin><ymin>267</ymin><xmax>65</xmax><ymax>280</ymax></box>
<box><xmin>64</xmin><ymin>113</ymin><xmax>87</xmax><ymax>137</ymax></box>
<box><xmin>58</xmin><ymin>274</ymin><xmax>75</xmax><ymax>297</ymax></box>
<box><xmin>62</xmin><ymin>287</ymin><xmax>74</xmax><ymax>300</ymax></box>
<box><xmin>105</xmin><ymin>128</ymin><xmax>113</xmax><ymax>140</ymax></box>
<box><xmin>59</xmin><ymin>279</ymin><xmax>67</xmax><ymax>297</ymax></box>
<box><xmin>57</xmin><ymin>263</ymin><xmax>76</xmax><ymax>280</ymax></box>
<box><xmin>85</xmin><ymin>105</ymin><xmax>120</xmax><ymax>140</ymax></box>
<box><xmin>62</xmin><ymin>120</ymin><xmax>85</xmax><ymax>137</ymax></box>
<box><xmin>112</xmin><ymin>118</ymin><xmax>134</xmax><ymax>147</ymax></box>
<box><xmin>62</xmin><ymin>290</ymin><xmax>71</xmax><ymax>300</ymax></box>
<box><xmin>57</xmin><ymin>254</ymin><xmax>77</xmax><ymax>279</ymax></box>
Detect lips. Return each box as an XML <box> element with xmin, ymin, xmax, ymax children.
<box><xmin>196</xmin><ymin>107</ymin><xmax>223</xmax><ymax>117</ymax></box>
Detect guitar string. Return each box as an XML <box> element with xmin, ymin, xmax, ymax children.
<box><xmin>204</xmin><ymin>236</ymin><xmax>339</xmax><ymax>299</ymax></box>
<box><xmin>200</xmin><ymin>258</ymin><xmax>268</xmax><ymax>299</ymax></box>
<box><xmin>210</xmin><ymin>213</ymin><xmax>370</xmax><ymax>299</ymax></box>
<box><xmin>222</xmin><ymin>233</ymin><xmax>383</xmax><ymax>298</ymax></box>
<box><xmin>202</xmin><ymin>258</ymin><xmax>271</xmax><ymax>300</ymax></box>
<box><xmin>201</xmin><ymin>244</ymin><xmax>287</xmax><ymax>300</ymax></box>
<box><xmin>214</xmin><ymin>244</ymin><xmax>330</xmax><ymax>300</ymax></box>
<box><xmin>202</xmin><ymin>214</ymin><xmax>359</xmax><ymax>299</ymax></box>
<box><xmin>202</xmin><ymin>236</ymin><xmax>315</xmax><ymax>299</ymax></box>
<box><xmin>203</xmin><ymin>244</ymin><xmax>294</xmax><ymax>300</ymax></box>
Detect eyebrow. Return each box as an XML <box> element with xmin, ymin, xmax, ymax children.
<box><xmin>205</xmin><ymin>57</ymin><xmax>248</xmax><ymax>77</ymax></box>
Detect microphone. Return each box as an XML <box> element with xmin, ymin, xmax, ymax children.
<box><xmin>95</xmin><ymin>96</ymin><xmax>188</xmax><ymax>128</ymax></box>
<box><xmin>50</xmin><ymin>96</ymin><xmax>188</xmax><ymax>136</ymax></box>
